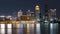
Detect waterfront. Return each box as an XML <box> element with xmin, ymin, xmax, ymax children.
<box><xmin>0</xmin><ymin>21</ymin><xmax>59</xmax><ymax>34</ymax></box>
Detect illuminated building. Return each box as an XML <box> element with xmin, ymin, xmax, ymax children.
<box><xmin>20</xmin><ymin>15</ymin><xmax>31</xmax><ymax>21</ymax></box>
<box><xmin>5</xmin><ymin>16</ymin><xmax>13</xmax><ymax>21</ymax></box>
<box><xmin>31</xmin><ymin>12</ymin><xmax>35</xmax><ymax>20</ymax></box>
<box><xmin>48</xmin><ymin>9</ymin><xmax>56</xmax><ymax>23</ymax></box>
<box><xmin>20</xmin><ymin>15</ymin><xmax>35</xmax><ymax>24</ymax></box>
<box><xmin>35</xmin><ymin>5</ymin><xmax>40</xmax><ymax>23</ymax></box>
<box><xmin>26</xmin><ymin>10</ymin><xmax>31</xmax><ymax>16</ymax></box>
<box><xmin>17</xmin><ymin>10</ymin><xmax>23</xmax><ymax>20</ymax></box>
<box><xmin>18</xmin><ymin>10</ymin><xmax>23</xmax><ymax>17</ymax></box>
<box><xmin>0</xmin><ymin>16</ymin><xmax>5</xmax><ymax>21</ymax></box>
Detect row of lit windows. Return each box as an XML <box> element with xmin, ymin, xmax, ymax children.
<box><xmin>0</xmin><ymin>21</ymin><xmax>35</xmax><ymax>24</ymax></box>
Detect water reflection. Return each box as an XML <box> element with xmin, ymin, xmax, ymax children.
<box><xmin>50</xmin><ymin>23</ymin><xmax>53</xmax><ymax>34</ymax></box>
<box><xmin>50</xmin><ymin>23</ymin><xmax>58</xmax><ymax>34</ymax></box>
<box><xmin>1</xmin><ymin>24</ymin><xmax>5</xmax><ymax>34</ymax></box>
<box><xmin>27</xmin><ymin>24</ymin><xmax>30</xmax><ymax>34</ymax></box>
<box><xmin>17</xmin><ymin>24</ymin><xmax>23</xmax><ymax>34</ymax></box>
<box><xmin>36</xmin><ymin>23</ymin><xmax>40</xmax><ymax>34</ymax></box>
<box><xmin>30</xmin><ymin>24</ymin><xmax>34</xmax><ymax>34</ymax></box>
<box><xmin>7</xmin><ymin>24</ymin><xmax>12</xmax><ymax>34</ymax></box>
<box><xmin>0</xmin><ymin>23</ymin><xmax>59</xmax><ymax>34</ymax></box>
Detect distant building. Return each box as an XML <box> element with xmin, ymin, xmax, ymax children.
<box><xmin>5</xmin><ymin>16</ymin><xmax>13</xmax><ymax>21</ymax></box>
<box><xmin>20</xmin><ymin>15</ymin><xmax>32</xmax><ymax>21</ymax></box>
<box><xmin>35</xmin><ymin>5</ymin><xmax>40</xmax><ymax>22</ymax></box>
<box><xmin>17</xmin><ymin>10</ymin><xmax>23</xmax><ymax>18</ymax></box>
<box><xmin>48</xmin><ymin>9</ymin><xmax>56</xmax><ymax>22</ymax></box>
<box><xmin>26</xmin><ymin>10</ymin><xmax>31</xmax><ymax>16</ymax></box>
<box><xmin>17</xmin><ymin>10</ymin><xmax>23</xmax><ymax>20</ymax></box>
<box><xmin>31</xmin><ymin>12</ymin><xmax>36</xmax><ymax>20</ymax></box>
<box><xmin>0</xmin><ymin>16</ymin><xmax>5</xmax><ymax>21</ymax></box>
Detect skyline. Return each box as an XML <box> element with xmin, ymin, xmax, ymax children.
<box><xmin>0</xmin><ymin>0</ymin><xmax>59</xmax><ymax>18</ymax></box>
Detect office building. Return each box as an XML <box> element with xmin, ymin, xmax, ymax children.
<box><xmin>17</xmin><ymin>10</ymin><xmax>23</xmax><ymax>20</ymax></box>
<box><xmin>35</xmin><ymin>5</ymin><xmax>40</xmax><ymax>22</ymax></box>
<box><xmin>26</xmin><ymin>10</ymin><xmax>31</xmax><ymax>16</ymax></box>
<box><xmin>48</xmin><ymin>9</ymin><xmax>56</xmax><ymax>23</ymax></box>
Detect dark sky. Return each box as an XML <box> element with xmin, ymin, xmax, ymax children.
<box><xmin>0</xmin><ymin>0</ymin><xmax>59</xmax><ymax>17</ymax></box>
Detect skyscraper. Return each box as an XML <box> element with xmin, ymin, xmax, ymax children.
<box><xmin>35</xmin><ymin>5</ymin><xmax>40</xmax><ymax>23</ymax></box>
<box><xmin>17</xmin><ymin>10</ymin><xmax>23</xmax><ymax>20</ymax></box>
<box><xmin>48</xmin><ymin>9</ymin><xmax>56</xmax><ymax>22</ymax></box>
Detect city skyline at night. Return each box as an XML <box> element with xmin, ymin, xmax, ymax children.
<box><xmin>0</xmin><ymin>0</ymin><xmax>59</xmax><ymax>18</ymax></box>
<box><xmin>0</xmin><ymin>0</ymin><xmax>60</xmax><ymax>34</ymax></box>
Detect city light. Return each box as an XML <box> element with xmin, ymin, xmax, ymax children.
<box><xmin>0</xmin><ymin>0</ymin><xmax>59</xmax><ymax>34</ymax></box>
<box><xmin>35</xmin><ymin>5</ymin><xmax>40</xmax><ymax>11</ymax></box>
<box><xmin>0</xmin><ymin>16</ymin><xmax>5</xmax><ymax>17</ymax></box>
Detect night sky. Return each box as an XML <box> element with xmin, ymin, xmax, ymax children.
<box><xmin>0</xmin><ymin>0</ymin><xmax>59</xmax><ymax>17</ymax></box>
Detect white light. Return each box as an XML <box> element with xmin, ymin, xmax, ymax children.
<box><xmin>50</xmin><ymin>23</ymin><xmax>53</xmax><ymax>29</ymax></box>
<box><xmin>50</xmin><ymin>9</ymin><xmax>56</xmax><ymax>12</ymax></box>
<box><xmin>7</xmin><ymin>24</ymin><xmax>12</xmax><ymax>28</ymax></box>
<box><xmin>1</xmin><ymin>24</ymin><xmax>5</xmax><ymax>29</ymax></box>
<box><xmin>36</xmin><ymin>24</ymin><xmax>40</xmax><ymax>34</ymax></box>
<box><xmin>1</xmin><ymin>24</ymin><xmax>5</xmax><ymax>34</ymax></box>
<box><xmin>0</xmin><ymin>16</ymin><xmax>5</xmax><ymax>17</ymax></box>
<box><xmin>37</xmin><ymin>19</ymin><xmax>40</xmax><ymax>21</ymax></box>
<box><xmin>7</xmin><ymin>24</ymin><xmax>12</xmax><ymax>34</ymax></box>
<box><xmin>7</xmin><ymin>16</ymin><xmax>12</xmax><ymax>18</ymax></box>
<box><xmin>44</xmin><ymin>20</ymin><xmax>48</xmax><ymax>22</ymax></box>
<box><xmin>36</xmin><ymin>5</ymin><xmax>39</xmax><ymax>8</ymax></box>
<box><xmin>50</xmin><ymin>18</ymin><xmax>53</xmax><ymax>21</ymax></box>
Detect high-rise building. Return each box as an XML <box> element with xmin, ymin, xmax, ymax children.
<box><xmin>35</xmin><ymin>5</ymin><xmax>40</xmax><ymax>22</ymax></box>
<box><xmin>17</xmin><ymin>10</ymin><xmax>23</xmax><ymax>18</ymax></box>
<box><xmin>48</xmin><ymin>9</ymin><xmax>56</xmax><ymax>22</ymax></box>
<box><xmin>17</xmin><ymin>10</ymin><xmax>23</xmax><ymax>20</ymax></box>
<box><xmin>26</xmin><ymin>10</ymin><xmax>31</xmax><ymax>16</ymax></box>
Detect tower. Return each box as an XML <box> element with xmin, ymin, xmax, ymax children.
<box><xmin>35</xmin><ymin>5</ymin><xmax>40</xmax><ymax>22</ymax></box>
<box><xmin>17</xmin><ymin>10</ymin><xmax>23</xmax><ymax>20</ymax></box>
<box><xmin>48</xmin><ymin>9</ymin><xmax>56</xmax><ymax>22</ymax></box>
<box><xmin>18</xmin><ymin>10</ymin><xmax>23</xmax><ymax>17</ymax></box>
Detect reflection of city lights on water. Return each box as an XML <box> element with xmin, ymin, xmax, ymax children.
<box><xmin>50</xmin><ymin>23</ymin><xmax>53</xmax><ymax>34</ymax></box>
<box><xmin>36</xmin><ymin>24</ymin><xmax>41</xmax><ymax>34</ymax></box>
<box><xmin>1</xmin><ymin>24</ymin><xmax>5</xmax><ymax>34</ymax></box>
<box><xmin>50</xmin><ymin>23</ymin><xmax>53</xmax><ymax>29</ymax></box>
<box><xmin>7</xmin><ymin>24</ymin><xmax>12</xmax><ymax>34</ymax></box>
<box><xmin>27</xmin><ymin>24</ymin><xmax>30</xmax><ymax>34</ymax></box>
<box><xmin>30</xmin><ymin>24</ymin><xmax>34</xmax><ymax>34</ymax></box>
<box><xmin>17</xmin><ymin>24</ymin><xmax>23</xmax><ymax>34</ymax></box>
